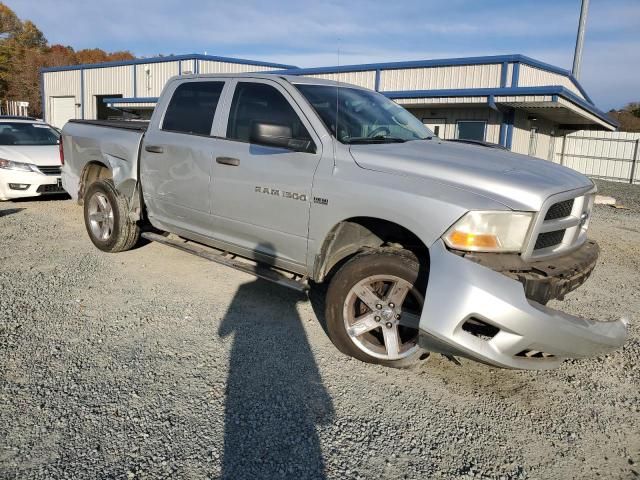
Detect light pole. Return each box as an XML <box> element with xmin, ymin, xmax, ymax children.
<box><xmin>572</xmin><ymin>0</ymin><xmax>590</xmax><ymax>80</ymax></box>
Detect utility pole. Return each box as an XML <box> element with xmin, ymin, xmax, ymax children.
<box><xmin>572</xmin><ymin>0</ymin><xmax>590</xmax><ymax>79</ymax></box>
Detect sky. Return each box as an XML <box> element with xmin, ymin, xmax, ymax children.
<box><xmin>8</xmin><ymin>0</ymin><xmax>640</xmax><ymax>110</ymax></box>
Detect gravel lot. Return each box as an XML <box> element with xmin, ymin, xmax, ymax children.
<box><xmin>1</xmin><ymin>185</ymin><xmax>639</xmax><ymax>479</ymax></box>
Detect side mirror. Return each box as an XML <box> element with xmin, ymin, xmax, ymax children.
<box><xmin>250</xmin><ymin>122</ymin><xmax>314</xmax><ymax>153</ymax></box>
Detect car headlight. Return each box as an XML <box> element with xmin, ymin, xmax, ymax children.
<box><xmin>443</xmin><ymin>211</ymin><xmax>533</xmax><ymax>252</ymax></box>
<box><xmin>0</xmin><ymin>158</ymin><xmax>37</xmax><ymax>172</ymax></box>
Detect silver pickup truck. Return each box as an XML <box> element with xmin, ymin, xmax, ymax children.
<box><xmin>61</xmin><ymin>73</ymin><xmax>627</xmax><ymax>370</ymax></box>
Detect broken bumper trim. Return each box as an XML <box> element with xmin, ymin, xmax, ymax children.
<box><xmin>418</xmin><ymin>240</ymin><xmax>628</xmax><ymax>370</ymax></box>
<box><xmin>457</xmin><ymin>240</ymin><xmax>600</xmax><ymax>305</ymax></box>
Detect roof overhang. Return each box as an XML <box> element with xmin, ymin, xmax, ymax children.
<box><xmin>104</xmin><ymin>97</ymin><xmax>158</xmax><ymax>109</ymax></box>
<box><xmin>41</xmin><ymin>53</ymin><xmax>297</xmax><ymax>73</ymax></box>
<box><xmin>385</xmin><ymin>86</ymin><xmax>618</xmax><ymax>131</ymax></box>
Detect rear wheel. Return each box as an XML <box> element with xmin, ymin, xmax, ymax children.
<box><xmin>83</xmin><ymin>179</ymin><xmax>140</xmax><ymax>252</ymax></box>
<box><xmin>325</xmin><ymin>249</ymin><xmax>426</xmax><ymax>368</ymax></box>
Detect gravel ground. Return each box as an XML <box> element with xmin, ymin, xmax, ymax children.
<box><xmin>1</xmin><ymin>195</ymin><xmax>639</xmax><ymax>480</ymax></box>
<box><xmin>594</xmin><ymin>179</ymin><xmax>640</xmax><ymax>213</ymax></box>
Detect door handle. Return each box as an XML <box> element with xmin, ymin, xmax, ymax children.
<box><xmin>145</xmin><ymin>145</ymin><xmax>164</xmax><ymax>154</ymax></box>
<box><xmin>216</xmin><ymin>156</ymin><xmax>240</xmax><ymax>166</ymax></box>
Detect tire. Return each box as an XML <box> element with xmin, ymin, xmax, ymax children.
<box><xmin>83</xmin><ymin>179</ymin><xmax>140</xmax><ymax>253</ymax></box>
<box><xmin>325</xmin><ymin>248</ymin><xmax>427</xmax><ymax>368</ymax></box>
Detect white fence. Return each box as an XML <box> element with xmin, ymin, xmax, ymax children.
<box><xmin>2</xmin><ymin>100</ymin><xmax>29</xmax><ymax>117</ymax></box>
<box><xmin>553</xmin><ymin>130</ymin><xmax>640</xmax><ymax>185</ymax></box>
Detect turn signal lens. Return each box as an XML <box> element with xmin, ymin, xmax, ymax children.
<box><xmin>448</xmin><ymin>231</ymin><xmax>499</xmax><ymax>249</ymax></box>
<box><xmin>443</xmin><ymin>211</ymin><xmax>533</xmax><ymax>252</ymax></box>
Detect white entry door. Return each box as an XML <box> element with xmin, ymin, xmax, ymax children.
<box><xmin>50</xmin><ymin>97</ymin><xmax>76</xmax><ymax>128</ymax></box>
<box><xmin>422</xmin><ymin>118</ymin><xmax>447</xmax><ymax>138</ymax></box>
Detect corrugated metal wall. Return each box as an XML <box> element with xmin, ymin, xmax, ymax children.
<box><xmin>408</xmin><ymin>107</ymin><xmax>502</xmax><ymax>144</ymax></box>
<box><xmin>135</xmin><ymin>61</ymin><xmax>179</xmax><ymax>98</ymax></box>
<box><xmin>511</xmin><ymin>110</ymin><xmax>556</xmax><ymax>160</ymax></box>
<box><xmin>83</xmin><ymin>65</ymin><xmax>134</xmax><ymax>120</ymax></box>
<box><xmin>510</xmin><ymin>111</ymin><xmax>556</xmax><ymax>160</ymax></box>
<box><xmin>304</xmin><ymin>71</ymin><xmax>376</xmax><ymax>90</ymax></box>
<box><xmin>552</xmin><ymin>130</ymin><xmax>640</xmax><ymax>184</ymax></box>
<box><xmin>197</xmin><ymin>61</ymin><xmax>273</xmax><ymax>74</ymax></box>
<box><xmin>42</xmin><ymin>70</ymin><xmax>82</xmax><ymax>123</ymax></box>
<box><xmin>518</xmin><ymin>65</ymin><xmax>583</xmax><ymax>99</ymax></box>
<box><xmin>43</xmin><ymin>57</ymin><xmax>284</xmax><ymax>121</ymax></box>
<box><xmin>180</xmin><ymin>59</ymin><xmax>196</xmax><ymax>74</ymax></box>
<box><xmin>380</xmin><ymin>64</ymin><xmax>502</xmax><ymax>91</ymax></box>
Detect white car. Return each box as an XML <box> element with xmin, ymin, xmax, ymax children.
<box><xmin>0</xmin><ymin>116</ymin><xmax>65</xmax><ymax>201</ymax></box>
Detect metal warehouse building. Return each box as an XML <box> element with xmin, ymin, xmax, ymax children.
<box><xmin>41</xmin><ymin>53</ymin><xmax>618</xmax><ymax>164</ymax></box>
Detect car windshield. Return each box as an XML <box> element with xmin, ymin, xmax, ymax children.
<box><xmin>295</xmin><ymin>84</ymin><xmax>434</xmax><ymax>144</ymax></box>
<box><xmin>0</xmin><ymin>122</ymin><xmax>60</xmax><ymax>146</ymax></box>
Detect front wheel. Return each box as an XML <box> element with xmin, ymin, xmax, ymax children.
<box><xmin>325</xmin><ymin>249</ymin><xmax>426</xmax><ymax>368</ymax></box>
<box><xmin>83</xmin><ymin>179</ymin><xmax>140</xmax><ymax>252</ymax></box>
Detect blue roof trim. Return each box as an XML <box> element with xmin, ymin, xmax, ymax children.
<box><xmin>40</xmin><ymin>53</ymin><xmax>297</xmax><ymax>73</ymax></box>
<box><xmin>39</xmin><ymin>70</ymin><xmax>45</xmax><ymax>121</ymax></box>
<box><xmin>383</xmin><ymin>86</ymin><xmax>618</xmax><ymax>128</ymax></box>
<box><xmin>499</xmin><ymin>62</ymin><xmax>508</xmax><ymax>88</ymax></box>
<box><xmin>104</xmin><ymin>97</ymin><xmax>159</xmax><ymax>104</ymax></box>
<box><xmin>272</xmin><ymin>54</ymin><xmax>571</xmax><ymax>76</ymax></box>
<box><xmin>568</xmin><ymin>74</ymin><xmax>594</xmax><ymax>105</ymax></box>
<box><xmin>511</xmin><ymin>62</ymin><xmax>520</xmax><ymax>87</ymax></box>
<box><xmin>275</xmin><ymin>53</ymin><xmax>597</xmax><ymax>107</ymax></box>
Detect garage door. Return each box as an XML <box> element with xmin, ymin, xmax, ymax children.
<box><xmin>50</xmin><ymin>97</ymin><xmax>77</xmax><ymax>128</ymax></box>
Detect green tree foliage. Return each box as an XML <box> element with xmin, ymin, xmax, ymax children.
<box><xmin>0</xmin><ymin>2</ymin><xmax>134</xmax><ymax>117</ymax></box>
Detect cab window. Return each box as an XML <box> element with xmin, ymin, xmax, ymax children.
<box><xmin>162</xmin><ymin>81</ymin><xmax>224</xmax><ymax>135</ymax></box>
<box><xmin>226</xmin><ymin>82</ymin><xmax>311</xmax><ymax>144</ymax></box>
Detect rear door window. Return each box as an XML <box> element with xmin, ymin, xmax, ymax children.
<box><xmin>162</xmin><ymin>81</ymin><xmax>224</xmax><ymax>135</ymax></box>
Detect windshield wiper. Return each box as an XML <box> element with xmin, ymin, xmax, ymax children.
<box><xmin>345</xmin><ymin>136</ymin><xmax>407</xmax><ymax>144</ymax></box>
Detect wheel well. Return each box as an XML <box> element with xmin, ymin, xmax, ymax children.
<box><xmin>314</xmin><ymin>217</ymin><xmax>429</xmax><ymax>283</ymax></box>
<box><xmin>79</xmin><ymin>162</ymin><xmax>111</xmax><ymax>203</ymax></box>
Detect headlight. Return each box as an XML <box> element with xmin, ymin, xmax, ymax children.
<box><xmin>443</xmin><ymin>211</ymin><xmax>533</xmax><ymax>252</ymax></box>
<box><xmin>0</xmin><ymin>158</ymin><xmax>37</xmax><ymax>172</ymax></box>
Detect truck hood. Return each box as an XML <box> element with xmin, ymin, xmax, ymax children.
<box><xmin>349</xmin><ymin>140</ymin><xmax>593</xmax><ymax>211</ymax></box>
<box><xmin>0</xmin><ymin>145</ymin><xmax>60</xmax><ymax>166</ymax></box>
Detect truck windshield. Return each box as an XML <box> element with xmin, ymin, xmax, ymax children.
<box><xmin>295</xmin><ymin>84</ymin><xmax>434</xmax><ymax>144</ymax></box>
<box><xmin>0</xmin><ymin>122</ymin><xmax>60</xmax><ymax>146</ymax></box>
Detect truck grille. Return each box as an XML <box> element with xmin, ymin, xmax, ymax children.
<box><xmin>545</xmin><ymin>199</ymin><xmax>574</xmax><ymax>220</ymax></box>
<box><xmin>523</xmin><ymin>189</ymin><xmax>595</xmax><ymax>260</ymax></box>
<box><xmin>37</xmin><ymin>165</ymin><xmax>61</xmax><ymax>176</ymax></box>
<box><xmin>534</xmin><ymin>230</ymin><xmax>565</xmax><ymax>250</ymax></box>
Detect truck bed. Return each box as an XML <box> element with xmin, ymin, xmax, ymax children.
<box><xmin>62</xmin><ymin>119</ymin><xmax>147</xmax><ymax>200</ymax></box>
<box><xmin>68</xmin><ymin>119</ymin><xmax>149</xmax><ymax>131</ymax></box>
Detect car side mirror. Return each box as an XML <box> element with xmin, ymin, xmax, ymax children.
<box><xmin>250</xmin><ymin>122</ymin><xmax>314</xmax><ymax>153</ymax></box>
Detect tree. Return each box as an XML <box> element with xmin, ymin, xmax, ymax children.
<box><xmin>608</xmin><ymin>102</ymin><xmax>640</xmax><ymax>132</ymax></box>
<box><xmin>14</xmin><ymin>20</ymin><xmax>46</xmax><ymax>49</ymax></box>
<box><xmin>0</xmin><ymin>3</ymin><xmax>21</xmax><ymax>37</ymax></box>
<box><xmin>0</xmin><ymin>2</ymin><xmax>135</xmax><ymax>117</ymax></box>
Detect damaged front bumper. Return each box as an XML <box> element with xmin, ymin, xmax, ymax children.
<box><xmin>418</xmin><ymin>240</ymin><xmax>628</xmax><ymax>370</ymax></box>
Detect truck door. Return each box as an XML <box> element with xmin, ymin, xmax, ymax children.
<box><xmin>210</xmin><ymin>79</ymin><xmax>322</xmax><ymax>270</ymax></box>
<box><xmin>140</xmin><ymin>80</ymin><xmax>226</xmax><ymax>237</ymax></box>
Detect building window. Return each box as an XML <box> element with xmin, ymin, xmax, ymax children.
<box><xmin>456</xmin><ymin>120</ymin><xmax>486</xmax><ymax>142</ymax></box>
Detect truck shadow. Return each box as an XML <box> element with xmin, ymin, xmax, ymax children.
<box><xmin>217</xmin><ymin>243</ymin><xmax>334</xmax><ymax>479</ymax></box>
<box><xmin>10</xmin><ymin>193</ymin><xmax>70</xmax><ymax>202</ymax></box>
<box><xmin>0</xmin><ymin>207</ymin><xmax>25</xmax><ymax>217</ymax></box>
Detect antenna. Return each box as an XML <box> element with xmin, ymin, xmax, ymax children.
<box><xmin>572</xmin><ymin>0</ymin><xmax>590</xmax><ymax>79</ymax></box>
